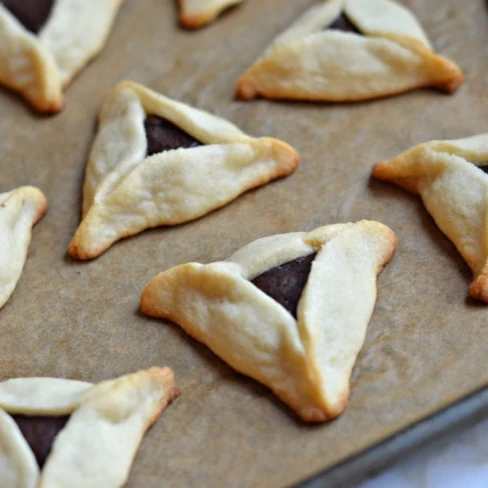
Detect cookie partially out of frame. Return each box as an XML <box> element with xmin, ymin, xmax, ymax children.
<box><xmin>0</xmin><ymin>0</ymin><xmax>124</xmax><ymax>113</ymax></box>
<box><xmin>0</xmin><ymin>186</ymin><xmax>47</xmax><ymax>311</ymax></box>
<box><xmin>0</xmin><ymin>367</ymin><xmax>179</xmax><ymax>488</ymax></box>
<box><xmin>236</xmin><ymin>0</ymin><xmax>463</xmax><ymax>102</ymax></box>
<box><xmin>68</xmin><ymin>80</ymin><xmax>299</xmax><ymax>260</ymax></box>
<box><xmin>373</xmin><ymin>134</ymin><xmax>488</xmax><ymax>302</ymax></box>
<box><xmin>178</xmin><ymin>0</ymin><xmax>243</xmax><ymax>28</ymax></box>
<box><xmin>141</xmin><ymin>221</ymin><xmax>397</xmax><ymax>422</ymax></box>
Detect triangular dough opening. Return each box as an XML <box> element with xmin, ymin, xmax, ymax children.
<box><xmin>3</xmin><ymin>0</ymin><xmax>54</xmax><ymax>34</ymax></box>
<box><xmin>325</xmin><ymin>12</ymin><xmax>361</xmax><ymax>35</ymax></box>
<box><xmin>251</xmin><ymin>253</ymin><xmax>316</xmax><ymax>318</ymax></box>
<box><xmin>12</xmin><ymin>414</ymin><xmax>69</xmax><ymax>468</ymax></box>
<box><xmin>144</xmin><ymin>115</ymin><xmax>203</xmax><ymax>156</ymax></box>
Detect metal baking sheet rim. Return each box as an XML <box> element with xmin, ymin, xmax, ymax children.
<box><xmin>296</xmin><ymin>384</ymin><xmax>488</xmax><ymax>487</ymax></box>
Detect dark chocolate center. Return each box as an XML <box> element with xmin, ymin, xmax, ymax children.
<box><xmin>144</xmin><ymin>115</ymin><xmax>202</xmax><ymax>157</ymax></box>
<box><xmin>325</xmin><ymin>13</ymin><xmax>362</xmax><ymax>35</ymax></box>
<box><xmin>2</xmin><ymin>0</ymin><xmax>55</xmax><ymax>34</ymax></box>
<box><xmin>478</xmin><ymin>165</ymin><xmax>488</xmax><ymax>174</ymax></box>
<box><xmin>251</xmin><ymin>253</ymin><xmax>317</xmax><ymax>319</ymax></box>
<box><xmin>13</xmin><ymin>415</ymin><xmax>69</xmax><ymax>468</ymax></box>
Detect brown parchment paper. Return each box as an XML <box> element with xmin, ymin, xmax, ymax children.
<box><xmin>1</xmin><ymin>1</ymin><xmax>488</xmax><ymax>486</ymax></box>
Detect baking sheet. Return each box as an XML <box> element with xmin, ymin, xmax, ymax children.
<box><xmin>0</xmin><ymin>1</ymin><xmax>487</xmax><ymax>486</ymax></box>
<box><xmin>300</xmin><ymin>385</ymin><xmax>488</xmax><ymax>487</ymax></box>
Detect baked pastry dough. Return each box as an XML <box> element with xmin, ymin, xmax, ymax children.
<box><xmin>0</xmin><ymin>0</ymin><xmax>124</xmax><ymax>113</ymax></box>
<box><xmin>0</xmin><ymin>367</ymin><xmax>179</xmax><ymax>488</ymax></box>
<box><xmin>68</xmin><ymin>80</ymin><xmax>299</xmax><ymax>260</ymax></box>
<box><xmin>0</xmin><ymin>186</ymin><xmax>47</xmax><ymax>311</ymax></box>
<box><xmin>236</xmin><ymin>0</ymin><xmax>463</xmax><ymax>101</ymax></box>
<box><xmin>141</xmin><ymin>221</ymin><xmax>397</xmax><ymax>422</ymax></box>
<box><xmin>373</xmin><ymin>134</ymin><xmax>488</xmax><ymax>302</ymax></box>
<box><xmin>178</xmin><ymin>0</ymin><xmax>243</xmax><ymax>28</ymax></box>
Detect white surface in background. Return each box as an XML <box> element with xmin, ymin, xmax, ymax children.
<box><xmin>360</xmin><ymin>417</ymin><xmax>488</xmax><ymax>488</ymax></box>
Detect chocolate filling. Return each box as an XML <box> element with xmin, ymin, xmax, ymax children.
<box><xmin>144</xmin><ymin>115</ymin><xmax>202</xmax><ymax>157</ymax></box>
<box><xmin>251</xmin><ymin>253</ymin><xmax>317</xmax><ymax>319</ymax></box>
<box><xmin>478</xmin><ymin>165</ymin><xmax>488</xmax><ymax>174</ymax></box>
<box><xmin>2</xmin><ymin>0</ymin><xmax>55</xmax><ymax>34</ymax></box>
<box><xmin>13</xmin><ymin>415</ymin><xmax>69</xmax><ymax>468</ymax></box>
<box><xmin>325</xmin><ymin>13</ymin><xmax>362</xmax><ymax>35</ymax></box>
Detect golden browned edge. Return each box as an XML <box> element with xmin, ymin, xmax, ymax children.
<box><xmin>235</xmin><ymin>37</ymin><xmax>464</xmax><ymax>101</ymax></box>
<box><xmin>30</xmin><ymin>94</ymin><xmax>64</xmax><ymax>114</ymax></box>
<box><xmin>376</xmin><ymin>226</ymin><xmax>398</xmax><ymax>275</ymax></box>
<box><xmin>67</xmin><ymin>137</ymin><xmax>299</xmax><ymax>261</ymax></box>
<box><xmin>177</xmin><ymin>0</ymin><xmax>217</xmax><ymax>29</ymax></box>
<box><xmin>177</xmin><ymin>0</ymin><xmax>242</xmax><ymax>29</ymax></box>
<box><xmin>372</xmin><ymin>160</ymin><xmax>420</xmax><ymax>194</ymax></box>
<box><xmin>179</xmin><ymin>12</ymin><xmax>215</xmax><ymax>30</ymax></box>
<box><xmin>145</xmin><ymin>366</ymin><xmax>181</xmax><ymax>429</ymax></box>
<box><xmin>21</xmin><ymin>190</ymin><xmax>49</xmax><ymax>279</ymax></box>
<box><xmin>19</xmin><ymin>191</ymin><xmax>48</xmax><ymax>278</ymax></box>
<box><xmin>67</xmin><ymin>241</ymin><xmax>92</xmax><ymax>260</ymax></box>
<box><xmin>0</xmin><ymin>75</ymin><xmax>64</xmax><ymax>114</ymax></box>
<box><xmin>468</xmin><ymin>275</ymin><xmax>488</xmax><ymax>303</ymax></box>
<box><xmin>32</xmin><ymin>191</ymin><xmax>49</xmax><ymax>224</ymax></box>
<box><xmin>140</xmin><ymin>224</ymin><xmax>397</xmax><ymax>423</ymax></box>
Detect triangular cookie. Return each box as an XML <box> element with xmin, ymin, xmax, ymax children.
<box><xmin>68</xmin><ymin>80</ymin><xmax>299</xmax><ymax>260</ymax></box>
<box><xmin>373</xmin><ymin>134</ymin><xmax>488</xmax><ymax>302</ymax></box>
<box><xmin>178</xmin><ymin>0</ymin><xmax>243</xmax><ymax>29</ymax></box>
<box><xmin>0</xmin><ymin>186</ymin><xmax>47</xmax><ymax>311</ymax></box>
<box><xmin>0</xmin><ymin>0</ymin><xmax>124</xmax><ymax>113</ymax></box>
<box><xmin>236</xmin><ymin>0</ymin><xmax>463</xmax><ymax>101</ymax></box>
<box><xmin>0</xmin><ymin>367</ymin><xmax>179</xmax><ymax>487</ymax></box>
<box><xmin>141</xmin><ymin>221</ymin><xmax>397</xmax><ymax>422</ymax></box>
